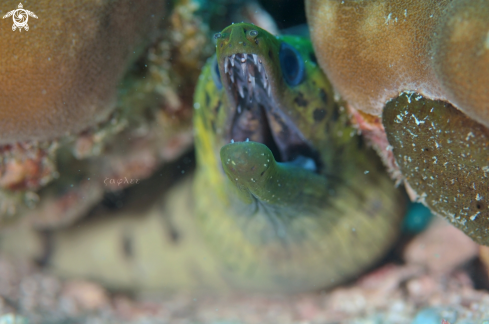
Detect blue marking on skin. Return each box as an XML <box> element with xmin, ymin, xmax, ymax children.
<box><xmin>402</xmin><ymin>202</ymin><xmax>433</xmax><ymax>234</ymax></box>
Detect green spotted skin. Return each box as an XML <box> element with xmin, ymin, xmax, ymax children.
<box><xmin>193</xmin><ymin>23</ymin><xmax>405</xmax><ymax>292</ymax></box>
<box><xmin>383</xmin><ymin>92</ymin><xmax>489</xmax><ymax>246</ymax></box>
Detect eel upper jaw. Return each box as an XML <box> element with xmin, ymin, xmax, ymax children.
<box><xmin>220</xmin><ymin>52</ymin><xmax>321</xmax><ymax>173</ymax></box>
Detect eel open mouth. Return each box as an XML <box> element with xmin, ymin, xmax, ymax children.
<box><xmin>221</xmin><ymin>52</ymin><xmax>322</xmax><ymax>173</ymax></box>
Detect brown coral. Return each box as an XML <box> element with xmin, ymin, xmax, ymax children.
<box><xmin>305</xmin><ymin>0</ymin><xmax>489</xmax><ymax>127</ymax></box>
<box><xmin>0</xmin><ymin>0</ymin><xmax>167</xmax><ymax>144</ymax></box>
<box><xmin>432</xmin><ymin>0</ymin><xmax>489</xmax><ymax>126</ymax></box>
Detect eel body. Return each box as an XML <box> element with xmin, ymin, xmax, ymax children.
<box><xmin>193</xmin><ymin>23</ymin><xmax>405</xmax><ymax>293</ymax></box>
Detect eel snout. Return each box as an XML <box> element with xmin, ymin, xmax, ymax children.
<box><xmin>220</xmin><ymin>141</ymin><xmax>328</xmax><ymax>211</ymax></box>
<box><xmin>221</xmin><ymin>52</ymin><xmax>321</xmax><ymax>173</ymax></box>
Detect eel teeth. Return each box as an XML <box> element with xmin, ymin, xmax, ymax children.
<box><xmin>252</xmin><ymin>54</ymin><xmax>258</xmax><ymax>65</ymax></box>
<box><xmin>247</xmin><ymin>62</ymin><xmax>255</xmax><ymax>77</ymax></box>
<box><xmin>224</xmin><ymin>52</ymin><xmax>273</xmax><ymax>103</ymax></box>
<box><xmin>237</xmin><ymin>105</ymin><xmax>242</xmax><ymax>113</ymax></box>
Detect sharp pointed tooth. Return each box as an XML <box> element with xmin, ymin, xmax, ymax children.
<box><xmin>262</xmin><ymin>73</ymin><xmax>267</xmax><ymax>88</ymax></box>
<box><xmin>231</xmin><ymin>54</ymin><xmax>235</xmax><ymax>66</ymax></box>
<box><xmin>247</xmin><ymin>63</ymin><xmax>255</xmax><ymax>77</ymax></box>
<box><xmin>251</xmin><ymin>76</ymin><xmax>255</xmax><ymax>88</ymax></box>
<box><xmin>237</xmin><ymin>105</ymin><xmax>241</xmax><ymax>113</ymax></box>
<box><xmin>252</xmin><ymin>54</ymin><xmax>258</xmax><ymax>65</ymax></box>
<box><xmin>224</xmin><ymin>58</ymin><xmax>229</xmax><ymax>73</ymax></box>
<box><xmin>241</xmin><ymin>63</ymin><xmax>246</xmax><ymax>75</ymax></box>
<box><xmin>230</xmin><ymin>72</ymin><xmax>235</xmax><ymax>83</ymax></box>
<box><xmin>239</xmin><ymin>84</ymin><xmax>245</xmax><ymax>98</ymax></box>
<box><xmin>257</xmin><ymin>62</ymin><xmax>262</xmax><ymax>73</ymax></box>
<box><xmin>240</xmin><ymin>54</ymin><xmax>247</xmax><ymax>63</ymax></box>
<box><xmin>267</xmin><ymin>84</ymin><xmax>271</xmax><ymax>97</ymax></box>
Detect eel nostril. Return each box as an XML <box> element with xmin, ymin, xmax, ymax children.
<box><xmin>249</xmin><ymin>30</ymin><xmax>258</xmax><ymax>37</ymax></box>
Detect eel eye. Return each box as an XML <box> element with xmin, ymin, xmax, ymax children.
<box><xmin>211</xmin><ymin>56</ymin><xmax>222</xmax><ymax>90</ymax></box>
<box><xmin>279</xmin><ymin>42</ymin><xmax>305</xmax><ymax>86</ymax></box>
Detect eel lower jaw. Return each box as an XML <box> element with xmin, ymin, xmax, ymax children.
<box><xmin>221</xmin><ymin>53</ymin><xmax>322</xmax><ymax>174</ymax></box>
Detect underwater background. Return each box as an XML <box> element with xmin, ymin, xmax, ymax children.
<box><xmin>0</xmin><ymin>0</ymin><xmax>489</xmax><ymax>323</ymax></box>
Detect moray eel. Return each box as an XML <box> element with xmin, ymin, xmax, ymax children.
<box><xmin>193</xmin><ymin>23</ymin><xmax>406</xmax><ymax>293</ymax></box>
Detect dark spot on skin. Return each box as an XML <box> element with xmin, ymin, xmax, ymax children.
<box><xmin>243</xmin><ymin>43</ymin><xmax>246</xmax><ymax>47</ymax></box>
<box><xmin>251</xmin><ymin>166</ymin><xmax>255</xmax><ymax>171</ymax></box>
<box><xmin>35</xmin><ymin>230</ymin><xmax>54</xmax><ymax>267</ymax></box>
<box><xmin>356</xmin><ymin>136</ymin><xmax>364</xmax><ymax>150</ymax></box>
<box><xmin>243</xmin><ymin>28</ymin><xmax>248</xmax><ymax>34</ymax></box>
<box><xmin>168</xmin><ymin>229</ymin><xmax>180</xmax><ymax>243</ymax></box>
<box><xmin>122</xmin><ymin>233</ymin><xmax>133</xmax><ymax>259</ymax></box>
<box><xmin>160</xmin><ymin>207</ymin><xmax>181</xmax><ymax>244</ymax></box>
<box><xmin>423</xmin><ymin>148</ymin><xmax>429</xmax><ymax>152</ymax></box>
<box><xmin>331</xmin><ymin>104</ymin><xmax>340</xmax><ymax>122</ymax></box>
<box><xmin>205</xmin><ymin>92</ymin><xmax>210</xmax><ymax>107</ymax></box>
<box><xmin>313</xmin><ymin>108</ymin><xmax>327</xmax><ymax>122</ymax></box>
<box><xmin>477</xmin><ymin>204</ymin><xmax>482</xmax><ymax>209</ymax></box>
<box><xmin>268</xmin><ymin>50</ymin><xmax>273</xmax><ymax>61</ymax></box>
<box><xmin>220</xmin><ymin>43</ymin><xmax>223</xmax><ymax>48</ymax></box>
<box><xmin>294</xmin><ymin>92</ymin><xmax>308</xmax><ymax>107</ymax></box>
<box><xmin>214</xmin><ymin>100</ymin><xmax>221</xmax><ymax>115</ymax></box>
<box><xmin>255</xmin><ymin>39</ymin><xmax>259</xmax><ymax>45</ymax></box>
<box><xmin>309</xmin><ymin>53</ymin><xmax>317</xmax><ymax>64</ymax></box>
<box><xmin>319</xmin><ymin>89</ymin><xmax>328</xmax><ymax>104</ymax></box>
<box><xmin>260</xmin><ymin>170</ymin><xmax>265</xmax><ymax>176</ymax></box>
<box><xmin>211</xmin><ymin>120</ymin><xmax>217</xmax><ymax>133</ymax></box>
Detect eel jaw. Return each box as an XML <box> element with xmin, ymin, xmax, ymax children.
<box><xmin>221</xmin><ymin>52</ymin><xmax>322</xmax><ymax>173</ymax></box>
